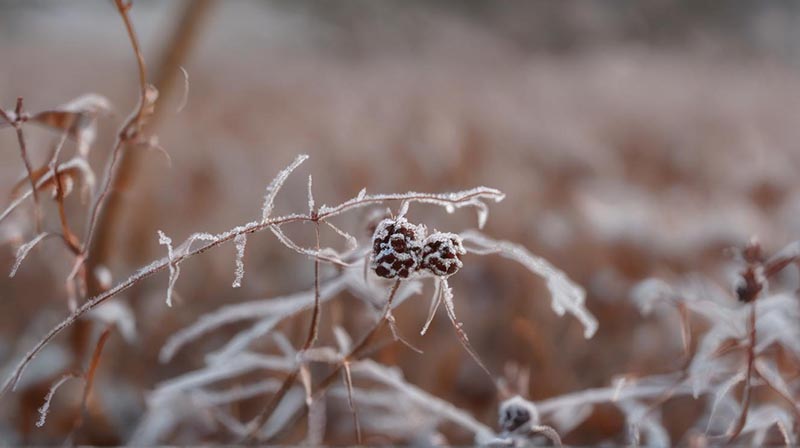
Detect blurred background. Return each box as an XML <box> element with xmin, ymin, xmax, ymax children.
<box><xmin>3</xmin><ymin>0</ymin><xmax>800</xmax><ymax>445</ymax></box>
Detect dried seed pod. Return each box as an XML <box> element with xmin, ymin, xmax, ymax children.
<box><xmin>365</xmin><ymin>207</ymin><xmax>391</xmax><ymax>238</ymax></box>
<box><xmin>421</xmin><ymin>232</ymin><xmax>465</xmax><ymax>277</ymax></box>
<box><xmin>371</xmin><ymin>217</ymin><xmax>426</xmax><ymax>279</ymax></box>
<box><xmin>736</xmin><ymin>266</ymin><xmax>764</xmax><ymax>303</ymax></box>
<box><xmin>499</xmin><ymin>396</ymin><xmax>539</xmax><ymax>434</ymax></box>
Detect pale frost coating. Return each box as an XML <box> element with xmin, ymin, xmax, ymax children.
<box><xmin>370</xmin><ymin>217</ymin><xmax>426</xmax><ymax>279</ymax></box>
<box><xmin>420</xmin><ymin>232</ymin><xmax>465</xmax><ymax>277</ymax></box>
<box><xmin>232</xmin><ymin>233</ymin><xmax>247</xmax><ymax>288</ymax></box>
<box><xmin>420</xmin><ymin>277</ymin><xmax>443</xmax><ymax>335</ymax></box>
<box><xmin>9</xmin><ymin>232</ymin><xmax>48</xmax><ymax>277</ymax></box>
<box><xmin>754</xmin><ymin>359</ymin><xmax>793</xmax><ymax>404</ymax></box>
<box><xmin>262</xmin><ymin>154</ymin><xmax>309</xmax><ymax>222</ymax></box>
<box><xmin>176</xmin><ymin>67</ymin><xmax>190</xmax><ymax>113</ymax></box>
<box><xmin>155</xmin><ymin>352</ymin><xmax>294</xmax><ymax>397</ymax></box>
<box><xmin>36</xmin><ymin>373</ymin><xmax>81</xmax><ymax>428</ymax></box>
<box><xmin>158</xmin><ymin>230</ymin><xmax>179</xmax><ymax>307</ymax></box>
<box><xmin>461</xmin><ymin>230</ymin><xmax>599</xmax><ymax>338</ymax></box>
<box><xmin>89</xmin><ymin>301</ymin><xmax>137</xmax><ymax>343</ymax></box>
<box><xmin>498</xmin><ymin>395</ymin><xmax>540</xmax><ymax>433</ymax></box>
<box><xmin>706</xmin><ymin>370</ymin><xmax>746</xmax><ymax>432</ymax></box>
<box><xmin>6</xmin><ymin>151</ymin><xmax>572</xmax><ymax>440</ymax></box>
<box><xmin>317</xmin><ymin>186</ymin><xmax>505</xmax><ymax>226</ymax></box>
<box><xmin>620</xmin><ymin>399</ymin><xmax>669</xmax><ymax>446</ymax></box>
<box><xmin>1</xmin><ymin>157</ymin><xmax>96</xmax><ymax>226</ymax></box>
<box><xmin>159</xmin><ymin>277</ymin><xmax>349</xmax><ymax>362</ymax></box>
<box><xmin>307</xmin><ymin>175</ymin><xmax>315</xmax><ymax>214</ymax></box>
<box><xmin>353</xmin><ymin>360</ymin><xmax>495</xmax><ymax>444</ymax></box>
<box><xmin>325</xmin><ymin>221</ymin><xmax>358</xmax><ymax>250</ymax></box>
<box><xmin>270</xmin><ymin>225</ymin><xmax>349</xmax><ymax>266</ymax></box>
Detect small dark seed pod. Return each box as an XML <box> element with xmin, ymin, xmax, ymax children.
<box><xmin>371</xmin><ymin>217</ymin><xmax>425</xmax><ymax>279</ymax></box>
<box><xmin>420</xmin><ymin>232</ymin><xmax>465</xmax><ymax>277</ymax></box>
<box><xmin>736</xmin><ymin>267</ymin><xmax>763</xmax><ymax>303</ymax></box>
<box><xmin>498</xmin><ymin>396</ymin><xmax>539</xmax><ymax>433</ymax></box>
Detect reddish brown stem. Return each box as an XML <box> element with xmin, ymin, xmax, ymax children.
<box><xmin>68</xmin><ymin>326</ymin><xmax>113</xmax><ymax>443</ymax></box>
<box><xmin>88</xmin><ymin>0</ymin><xmax>215</xmax><ymax>274</ymax></box>
<box><xmin>245</xmin><ymin>280</ymin><xmax>403</xmax><ymax>444</ymax></box>
<box><xmin>727</xmin><ymin>301</ymin><xmax>757</xmax><ymax>444</ymax></box>
<box><xmin>1</xmin><ymin>214</ymin><xmax>311</xmax><ymax>398</ymax></box>
<box><xmin>302</xmin><ymin>220</ymin><xmax>322</xmax><ymax>350</ymax></box>
<box><xmin>82</xmin><ymin>0</ymin><xmax>151</xmax><ymax>262</ymax></box>
<box><xmin>3</xmin><ymin>99</ymin><xmax>43</xmax><ymax>233</ymax></box>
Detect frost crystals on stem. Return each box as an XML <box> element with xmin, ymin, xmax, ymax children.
<box><xmin>9</xmin><ymin>232</ymin><xmax>49</xmax><ymax>278</ymax></box>
<box><xmin>441</xmin><ymin>278</ymin><xmax>492</xmax><ymax>378</ymax></box>
<box><xmin>261</xmin><ymin>154</ymin><xmax>309</xmax><ymax>222</ymax></box>
<box><xmin>37</xmin><ymin>372</ymin><xmax>82</xmax><ymax>428</ymax></box>
<box><xmin>232</xmin><ymin>233</ymin><xmax>247</xmax><ymax>288</ymax></box>
<box><xmin>461</xmin><ymin>230</ymin><xmax>598</xmax><ymax>338</ymax></box>
<box><xmin>158</xmin><ymin>230</ymin><xmax>179</xmax><ymax>307</ymax></box>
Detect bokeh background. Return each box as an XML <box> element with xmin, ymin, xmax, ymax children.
<box><xmin>3</xmin><ymin>1</ymin><xmax>800</xmax><ymax>445</ymax></box>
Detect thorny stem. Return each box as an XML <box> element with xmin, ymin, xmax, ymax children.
<box><xmin>316</xmin><ymin>188</ymin><xmax>503</xmax><ymax>222</ymax></box>
<box><xmin>0</xmin><ymin>214</ymin><xmax>309</xmax><ymax>397</ymax></box>
<box><xmin>3</xmin><ymin>181</ymin><xmax>498</xmax><ymax>399</ymax></box>
<box><xmin>727</xmin><ymin>300</ymin><xmax>757</xmax><ymax>444</ymax></box>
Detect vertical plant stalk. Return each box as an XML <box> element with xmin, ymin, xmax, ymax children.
<box><xmin>303</xmin><ymin>220</ymin><xmax>322</xmax><ymax>350</ymax></box>
<box><xmin>67</xmin><ymin>326</ymin><xmax>113</xmax><ymax>444</ymax></box>
<box><xmin>341</xmin><ymin>362</ymin><xmax>362</xmax><ymax>444</ymax></box>
<box><xmin>51</xmin><ymin>132</ymin><xmax>82</xmax><ymax>254</ymax></box>
<box><xmin>82</xmin><ymin>0</ymin><xmax>150</xmax><ymax>258</ymax></box>
<box><xmin>87</xmin><ymin>0</ymin><xmax>216</xmax><ymax>275</ymax></box>
<box><xmin>727</xmin><ymin>301</ymin><xmax>757</xmax><ymax>444</ymax></box>
<box><xmin>62</xmin><ymin>0</ymin><xmax>151</xmax><ymax>378</ymax></box>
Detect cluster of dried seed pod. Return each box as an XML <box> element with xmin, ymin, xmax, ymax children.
<box><xmin>371</xmin><ymin>217</ymin><xmax>465</xmax><ymax>279</ymax></box>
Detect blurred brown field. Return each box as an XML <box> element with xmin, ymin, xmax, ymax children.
<box><xmin>2</xmin><ymin>1</ymin><xmax>800</xmax><ymax>445</ymax></box>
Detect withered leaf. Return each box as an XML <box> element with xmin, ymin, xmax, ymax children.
<box><xmin>29</xmin><ymin>94</ymin><xmax>112</xmax><ymax>157</ymax></box>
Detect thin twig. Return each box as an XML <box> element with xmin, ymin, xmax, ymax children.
<box><xmin>302</xmin><ymin>220</ymin><xmax>322</xmax><ymax>350</ymax></box>
<box><xmin>67</xmin><ymin>326</ymin><xmax>113</xmax><ymax>444</ymax></box>
<box><xmin>0</xmin><ymin>214</ymin><xmax>309</xmax><ymax>397</ymax></box>
<box><xmin>244</xmin><ymin>280</ymin><xmax>403</xmax><ymax>443</ymax></box>
<box><xmin>82</xmin><ymin>0</ymin><xmax>150</xmax><ymax>255</ymax></box>
<box><xmin>727</xmin><ymin>301</ymin><xmax>757</xmax><ymax>444</ymax></box>
<box><xmin>88</xmin><ymin>0</ymin><xmax>215</xmax><ymax>270</ymax></box>
<box><xmin>2</xmin><ymin>99</ymin><xmax>42</xmax><ymax>233</ymax></box>
<box><xmin>341</xmin><ymin>361</ymin><xmax>362</xmax><ymax>444</ymax></box>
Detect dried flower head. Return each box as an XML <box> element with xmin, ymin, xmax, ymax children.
<box><xmin>421</xmin><ymin>232</ymin><xmax>465</xmax><ymax>277</ymax></box>
<box><xmin>371</xmin><ymin>217</ymin><xmax>426</xmax><ymax>279</ymax></box>
<box><xmin>499</xmin><ymin>395</ymin><xmax>540</xmax><ymax>434</ymax></box>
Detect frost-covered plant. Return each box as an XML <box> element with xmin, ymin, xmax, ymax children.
<box><xmin>0</xmin><ymin>139</ymin><xmax>598</xmax><ymax>443</ymax></box>
<box><xmin>492</xmin><ymin>238</ymin><xmax>800</xmax><ymax>446</ymax></box>
<box><xmin>2</xmin><ymin>95</ymin><xmax>597</xmax><ymax>445</ymax></box>
<box><xmin>118</xmin><ymin>152</ymin><xmax>595</xmax><ymax>444</ymax></box>
<box><xmin>15</xmin><ymin>2</ymin><xmax>789</xmax><ymax>446</ymax></box>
